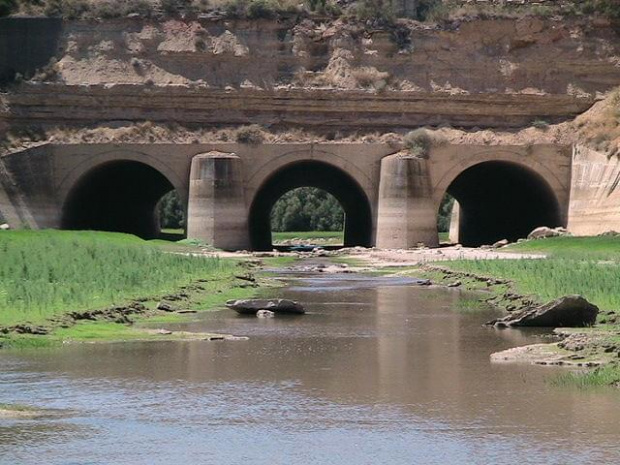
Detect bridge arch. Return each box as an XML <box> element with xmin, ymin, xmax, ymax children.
<box><xmin>61</xmin><ymin>159</ymin><xmax>181</xmax><ymax>239</ymax></box>
<box><xmin>434</xmin><ymin>149</ymin><xmax>567</xmax><ymax>203</ymax></box>
<box><xmin>248</xmin><ymin>160</ymin><xmax>373</xmax><ymax>250</ymax></box>
<box><xmin>438</xmin><ymin>159</ymin><xmax>562</xmax><ymax>246</ymax></box>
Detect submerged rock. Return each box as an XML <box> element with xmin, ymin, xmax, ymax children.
<box><xmin>256</xmin><ymin>310</ymin><xmax>275</xmax><ymax>318</ymax></box>
<box><xmin>487</xmin><ymin>295</ymin><xmax>598</xmax><ymax>328</ymax></box>
<box><xmin>226</xmin><ymin>298</ymin><xmax>305</xmax><ymax>315</ymax></box>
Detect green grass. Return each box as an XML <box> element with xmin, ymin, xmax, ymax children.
<box><xmin>0</xmin><ymin>230</ymin><xmax>240</xmax><ymax>327</ymax></box>
<box><xmin>443</xmin><ymin>258</ymin><xmax>620</xmax><ymax>311</ymax></box>
<box><xmin>440</xmin><ymin>236</ymin><xmax>620</xmax><ymax>311</ymax></box>
<box><xmin>161</xmin><ymin>228</ymin><xmax>184</xmax><ymax>235</ymax></box>
<box><xmin>552</xmin><ymin>364</ymin><xmax>620</xmax><ymax>389</ymax></box>
<box><xmin>504</xmin><ymin>236</ymin><xmax>620</xmax><ymax>261</ymax></box>
<box><xmin>272</xmin><ymin>230</ymin><xmax>344</xmax><ymax>245</ymax></box>
<box><xmin>259</xmin><ymin>256</ymin><xmax>299</xmax><ymax>267</ymax></box>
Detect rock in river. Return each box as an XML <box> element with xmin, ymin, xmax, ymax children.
<box><xmin>256</xmin><ymin>310</ymin><xmax>275</xmax><ymax>318</ymax></box>
<box><xmin>226</xmin><ymin>298</ymin><xmax>305</xmax><ymax>315</ymax></box>
<box><xmin>487</xmin><ymin>295</ymin><xmax>598</xmax><ymax>328</ymax></box>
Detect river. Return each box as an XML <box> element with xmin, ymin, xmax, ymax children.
<box><xmin>1</xmin><ymin>268</ymin><xmax>620</xmax><ymax>464</ymax></box>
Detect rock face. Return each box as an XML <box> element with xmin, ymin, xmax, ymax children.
<box><xmin>226</xmin><ymin>298</ymin><xmax>305</xmax><ymax>315</ymax></box>
<box><xmin>527</xmin><ymin>226</ymin><xmax>570</xmax><ymax>240</ymax></box>
<box><xmin>487</xmin><ymin>295</ymin><xmax>599</xmax><ymax>328</ymax></box>
<box><xmin>5</xmin><ymin>16</ymin><xmax>620</xmax><ymax>132</ymax></box>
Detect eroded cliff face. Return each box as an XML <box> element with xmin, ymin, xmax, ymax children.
<box><xmin>1</xmin><ymin>16</ymin><xmax>620</xmax><ymax>141</ymax></box>
<box><xmin>51</xmin><ymin>16</ymin><xmax>620</xmax><ymax>97</ymax></box>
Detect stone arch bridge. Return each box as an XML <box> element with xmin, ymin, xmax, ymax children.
<box><xmin>0</xmin><ymin>142</ymin><xmax>575</xmax><ymax>250</ymax></box>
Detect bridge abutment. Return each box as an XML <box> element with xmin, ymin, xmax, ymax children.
<box><xmin>186</xmin><ymin>152</ymin><xmax>250</xmax><ymax>251</ymax></box>
<box><xmin>376</xmin><ymin>153</ymin><xmax>439</xmax><ymax>249</ymax></box>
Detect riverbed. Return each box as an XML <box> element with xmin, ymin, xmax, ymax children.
<box><xmin>1</xmin><ymin>269</ymin><xmax>620</xmax><ymax>464</ymax></box>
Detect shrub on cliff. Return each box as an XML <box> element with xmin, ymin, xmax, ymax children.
<box><xmin>43</xmin><ymin>0</ymin><xmax>152</xmax><ymax>19</ymax></box>
<box><xmin>235</xmin><ymin>125</ymin><xmax>265</xmax><ymax>145</ymax></box>
<box><xmin>576</xmin><ymin>0</ymin><xmax>620</xmax><ymax>19</ymax></box>
<box><xmin>354</xmin><ymin>0</ymin><xmax>394</xmax><ymax>24</ymax></box>
<box><xmin>161</xmin><ymin>0</ymin><xmax>194</xmax><ymax>16</ymax></box>
<box><xmin>403</xmin><ymin>129</ymin><xmax>446</xmax><ymax>158</ymax></box>
<box><xmin>223</xmin><ymin>0</ymin><xmax>293</xmax><ymax>19</ymax></box>
<box><xmin>0</xmin><ymin>0</ymin><xmax>17</xmax><ymax>16</ymax></box>
<box><xmin>413</xmin><ymin>0</ymin><xmax>443</xmax><ymax>21</ymax></box>
<box><xmin>247</xmin><ymin>0</ymin><xmax>277</xmax><ymax>18</ymax></box>
<box><xmin>403</xmin><ymin>129</ymin><xmax>432</xmax><ymax>158</ymax></box>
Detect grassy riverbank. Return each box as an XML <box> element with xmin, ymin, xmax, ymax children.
<box><xmin>442</xmin><ymin>236</ymin><xmax>620</xmax><ymax>312</ymax></box>
<box><xmin>0</xmin><ymin>230</ymin><xmax>258</xmax><ymax>348</ymax></box>
<box><xmin>432</xmin><ymin>236</ymin><xmax>620</xmax><ymax>388</ymax></box>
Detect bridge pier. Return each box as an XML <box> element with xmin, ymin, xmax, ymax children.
<box><xmin>376</xmin><ymin>153</ymin><xmax>439</xmax><ymax>248</ymax></box>
<box><xmin>186</xmin><ymin>152</ymin><xmax>250</xmax><ymax>251</ymax></box>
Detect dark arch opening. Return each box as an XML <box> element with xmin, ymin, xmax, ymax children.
<box><xmin>445</xmin><ymin>161</ymin><xmax>562</xmax><ymax>247</ymax></box>
<box><xmin>249</xmin><ymin>161</ymin><xmax>372</xmax><ymax>251</ymax></box>
<box><xmin>62</xmin><ymin>161</ymin><xmax>177</xmax><ymax>239</ymax></box>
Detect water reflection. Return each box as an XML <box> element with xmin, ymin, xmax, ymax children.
<box><xmin>1</xmin><ymin>273</ymin><xmax>619</xmax><ymax>464</ymax></box>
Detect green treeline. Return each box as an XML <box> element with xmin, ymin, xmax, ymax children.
<box><xmin>158</xmin><ymin>190</ymin><xmax>185</xmax><ymax>229</ymax></box>
<box><xmin>437</xmin><ymin>194</ymin><xmax>454</xmax><ymax>233</ymax></box>
<box><xmin>270</xmin><ymin>187</ymin><xmax>344</xmax><ymax>232</ymax></box>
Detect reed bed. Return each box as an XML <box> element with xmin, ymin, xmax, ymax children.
<box><xmin>0</xmin><ymin>230</ymin><xmax>235</xmax><ymax>326</ymax></box>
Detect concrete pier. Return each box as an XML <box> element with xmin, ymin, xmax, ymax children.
<box><xmin>376</xmin><ymin>153</ymin><xmax>439</xmax><ymax>249</ymax></box>
<box><xmin>186</xmin><ymin>151</ymin><xmax>249</xmax><ymax>250</ymax></box>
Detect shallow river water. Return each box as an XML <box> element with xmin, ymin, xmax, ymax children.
<box><xmin>2</xmin><ymin>270</ymin><xmax>620</xmax><ymax>465</ymax></box>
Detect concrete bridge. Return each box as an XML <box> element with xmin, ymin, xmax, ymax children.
<box><xmin>0</xmin><ymin>142</ymin><xmax>574</xmax><ymax>250</ymax></box>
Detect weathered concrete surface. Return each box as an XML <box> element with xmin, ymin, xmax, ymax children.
<box><xmin>0</xmin><ymin>142</ymin><xmax>573</xmax><ymax>249</ymax></box>
<box><xmin>376</xmin><ymin>153</ymin><xmax>438</xmax><ymax>248</ymax></box>
<box><xmin>186</xmin><ymin>151</ymin><xmax>249</xmax><ymax>250</ymax></box>
<box><xmin>567</xmin><ymin>145</ymin><xmax>620</xmax><ymax>235</ymax></box>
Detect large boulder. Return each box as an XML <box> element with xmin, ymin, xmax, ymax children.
<box><xmin>226</xmin><ymin>298</ymin><xmax>305</xmax><ymax>315</ymax></box>
<box><xmin>527</xmin><ymin>226</ymin><xmax>570</xmax><ymax>240</ymax></box>
<box><xmin>487</xmin><ymin>295</ymin><xmax>598</xmax><ymax>328</ymax></box>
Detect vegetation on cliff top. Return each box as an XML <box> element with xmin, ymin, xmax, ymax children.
<box><xmin>2</xmin><ymin>0</ymin><xmax>619</xmax><ymax>22</ymax></box>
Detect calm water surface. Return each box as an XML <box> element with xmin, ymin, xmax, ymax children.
<box><xmin>1</xmin><ymin>269</ymin><xmax>620</xmax><ymax>464</ymax></box>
